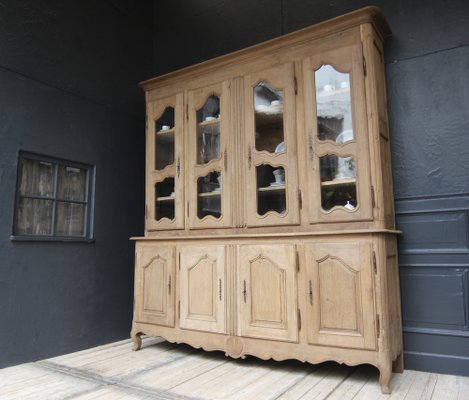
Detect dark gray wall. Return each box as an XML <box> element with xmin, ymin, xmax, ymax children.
<box><xmin>0</xmin><ymin>1</ymin><xmax>152</xmax><ymax>367</ymax></box>
<box><xmin>152</xmin><ymin>1</ymin><xmax>469</xmax><ymax>376</ymax></box>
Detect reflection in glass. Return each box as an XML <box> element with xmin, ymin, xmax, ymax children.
<box><xmin>55</xmin><ymin>202</ymin><xmax>85</xmax><ymax>236</ymax></box>
<box><xmin>155</xmin><ymin>178</ymin><xmax>175</xmax><ymax>221</ymax></box>
<box><xmin>254</xmin><ymin>82</ymin><xmax>284</xmax><ymax>153</ymax></box>
<box><xmin>197</xmin><ymin>171</ymin><xmax>221</xmax><ymax>219</ymax></box>
<box><xmin>19</xmin><ymin>158</ymin><xmax>54</xmax><ymax>198</ymax></box>
<box><xmin>155</xmin><ymin>107</ymin><xmax>175</xmax><ymax>170</ymax></box>
<box><xmin>57</xmin><ymin>166</ymin><xmax>86</xmax><ymax>201</ymax></box>
<box><xmin>256</xmin><ymin>165</ymin><xmax>286</xmax><ymax>216</ymax></box>
<box><xmin>315</xmin><ymin>65</ymin><xmax>354</xmax><ymax>143</ymax></box>
<box><xmin>197</xmin><ymin>96</ymin><xmax>220</xmax><ymax>164</ymax></box>
<box><xmin>320</xmin><ymin>155</ymin><xmax>357</xmax><ymax>211</ymax></box>
<box><xmin>15</xmin><ymin>198</ymin><xmax>53</xmax><ymax>235</ymax></box>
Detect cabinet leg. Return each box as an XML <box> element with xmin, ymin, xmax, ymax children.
<box><xmin>379</xmin><ymin>364</ymin><xmax>392</xmax><ymax>394</ymax></box>
<box><xmin>131</xmin><ymin>331</ymin><xmax>142</xmax><ymax>351</ymax></box>
<box><xmin>392</xmin><ymin>352</ymin><xmax>404</xmax><ymax>373</ymax></box>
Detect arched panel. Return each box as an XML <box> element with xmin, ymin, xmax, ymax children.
<box><xmin>179</xmin><ymin>246</ymin><xmax>226</xmax><ymax>334</ymax></box>
<box><xmin>188</xmin><ymin>256</ymin><xmax>216</xmax><ymax>318</ymax></box>
<box><xmin>238</xmin><ymin>244</ymin><xmax>297</xmax><ymax>342</ymax></box>
<box><xmin>250</xmin><ymin>256</ymin><xmax>286</xmax><ymax>324</ymax></box>
<box><xmin>143</xmin><ymin>257</ymin><xmax>166</xmax><ymax>314</ymax></box>
<box><xmin>135</xmin><ymin>245</ymin><xmax>175</xmax><ymax>327</ymax></box>
<box><xmin>305</xmin><ymin>241</ymin><xmax>376</xmax><ymax>350</ymax></box>
<box><xmin>317</xmin><ymin>255</ymin><xmax>360</xmax><ymax>332</ymax></box>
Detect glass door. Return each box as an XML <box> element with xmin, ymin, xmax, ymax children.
<box><xmin>188</xmin><ymin>82</ymin><xmax>232</xmax><ymax>229</ymax></box>
<box><xmin>146</xmin><ymin>93</ymin><xmax>184</xmax><ymax>230</ymax></box>
<box><xmin>244</xmin><ymin>63</ymin><xmax>299</xmax><ymax>227</ymax></box>
<box><xmin>303</xmin><ymin>44</ymin><xmax>372</xmax><ymax>224</ymax></box>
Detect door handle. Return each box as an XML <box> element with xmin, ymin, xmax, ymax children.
<box><xmin>242</xmin><ymin>280</ymin><xmax>247</xmax><ymax>303</ymax></box>
<box><xmin>308</xmin><ymin>280</ymin><xmax>313</xmax><ymax>305</ymax></box>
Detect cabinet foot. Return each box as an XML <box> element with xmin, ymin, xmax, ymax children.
<box><xmin>392</xmin><ymin>352</ymin><xmax>404</xmax><ymax>373</ymax></box>
<box><xmin>379</xmin><ymin>364</ymin><xmax>392</xmax><ymax>394</ymax></box>
<box><xmin>131</xmin><ymin>332</ymin><xmax>142</xmax><ymax>351</ymax></box>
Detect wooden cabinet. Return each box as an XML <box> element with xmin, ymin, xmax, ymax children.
<box><xmin>132</xmin><ymin>7</ymin><xmax>402</xmax><ymax>394</ymax></box>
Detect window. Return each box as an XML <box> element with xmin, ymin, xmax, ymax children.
<box><xmin>12</xmin><ymin>152</ymin><xmax>94</xmax><ymax>241</ymax></box>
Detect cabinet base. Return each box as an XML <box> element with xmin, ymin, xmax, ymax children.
<box><xmin>131</xmin><ymin>322</ymin><xmax>399</xmax><ymax>394</ymax></box>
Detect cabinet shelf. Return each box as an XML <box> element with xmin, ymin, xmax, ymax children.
<box><xmin>255</xmin><ymin>111</ymin><xmax>283</xmax><ymax>128</ymax></box>
<box><xmin>199</xmin><ymin>118</ymin><xmax>220</xmax><ymax>127</ymax></box>
<box><xmin>258</xmin><ymin>185</ymin><xmax>286</xmax><ymax>192</ymax></box>
<box><xmin>156</xmin><ymin>195</ymin><xmax>175</xmax><ymax>202</ymax></box>
<box><xmin>157</xmin><ymin>128</ymin><xmax>175</xmax><ymax>135</ymax></box>
<box><xmin>321</xmin><ymin>178</ymin><xmax>356</xmax><ymax>187</ymax></box>
<box><xmin>198</xmin><ymin>191</ymin><xmax>221</xmax><ymax>197</ymax></box>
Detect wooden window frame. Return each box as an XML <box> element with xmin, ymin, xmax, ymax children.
<box><xmin>11</xmin><ymin>151</ymin><xmax>95</xmax><ymax>242</ymax></box>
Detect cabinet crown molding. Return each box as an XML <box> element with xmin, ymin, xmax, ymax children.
<box><xmin>140</xmin><ymin>6</ymin><xmax>391</xmax><ymax>91</ymax></box>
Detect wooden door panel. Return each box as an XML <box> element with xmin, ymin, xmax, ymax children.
<box><xmin>303</xmin><ymin>44</ymin><xmax>372</xmax><ymax>224</ymax></box>
<box><xmin>179</xmin><ymin>245</ymin><xmax>226</xmax><ymax>333</ymax></box>
<box><xmin>305</xmin><ymin>241</ymin><xmax>376</xmax><ymax>349</ymax></box>
<box><xmin>188</xmin><ymin>82</ymin><xmax>232</xmax><ymax>229</ymax></box>
<box><xmin>244</xmin><ymin>64</ymin><xmax>300</xmax><ymax>227</ymax></box>
<box><xmin>238</xmin><ymin>244</ymin><xmax>298</xmax><ymax>342</ymax></box>
<box><xmin>135</xmin><ymin>245</ymin><xmax>175</xmax><ymax>327</ymax></box>
<box><xmin>146</xmin><ymin>93</ymin><xmax>184</xmax><ymax>231</ymax></box>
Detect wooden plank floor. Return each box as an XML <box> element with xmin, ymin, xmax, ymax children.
<box><xmin>1</xmin><ymin>337</ymin><xmax>468</xmax><ymax>400</ymax></box>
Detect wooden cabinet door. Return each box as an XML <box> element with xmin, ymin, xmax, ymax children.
<box><xmin>187</xmin><ymin>81</ymin><xmax>232</xmax><ymax>229</ymax></box>
<box><xmin>244</xmin><ymin>63</ymin><xmax>300</xmax><ymax>227</ymax></box>
<box><xmin>238</xmin><ymin>244</ymin><xmax>298</xmax><ymax>342</ymax></box>
<box><xmin>134</xmin><ymin>245</ymin><xmax>175</xmax><ymax>327</ymax></box>
<box><xmin>302</xmin><ymin>44</ymin><xmax>373</xmax><ymax>224</ymax></box>
<box><xmin>304</xmin><ymin>241</ymin><xmax>376</xmax><ymax>349</ymax></box>
<box><xmin>179</xmin><ymin>245</ymin><xmax>226</xmax><ymax>333</ymax></box>
<box><xmin>146</xmin><ymin>93</ymin><xmax>185</xmax><ymax>231</ymax></box>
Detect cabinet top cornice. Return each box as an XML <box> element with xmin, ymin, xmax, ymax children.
<box><xmin>140</xmin><ymin>6</ymin><xmax>391</xmax><ymax>91</ymax></box>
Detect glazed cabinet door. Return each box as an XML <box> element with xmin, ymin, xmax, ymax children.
<box><xmin>237</xmin><ymin>244</ymin><xmax>298</xmax><ymax>342</ymax></box>
<box><xmin>304</xmin><ymin>241</ymin><xmax>376</xmax><ymax>349</ymax></box>
<box><xmin>146</xmin><ymin>94</ymin><xmax>185</xmax><ymax>231</ymax></box>
<box><xmin>302</xmin><ymin>44</ymin><xmax>372</xmax><ymax>223</ymax></box>
<box><xmin>179</xmin><ymin>245</ymin><xmax>226</xmax><ymax>333</ymax></box>
<box><xmin>188</xmin><ymin>82</ymin><xmax>232</xmax><ymax>229</ymax></box>
<box><xmin>244</xmin><ymin>64</ymin><xmax>300</xmax><ymax>227</ymax></box>
<box><xmin>134</xmin><ymin>244</ymin><xmax>175</xmax><ymax>327</ymax></box>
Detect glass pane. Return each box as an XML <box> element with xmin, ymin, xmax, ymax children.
<box><xmin>256</xmin><ymin>165</ymin><xmax>286</xmax><ymax>216</ymax></box>
<box><xmin>315</xmin><ymin>65</ymin><xmax>353</xmax><ymax>143</ymax></box>
<box><xmin>57</xmin><ymin>165</ymin><xmax>86</xmax><ymax>201</ymax></box>
<box><xmin>155</xmin><ymin>177</ymin><xmax>175</xmax><ymax>221</ymax></box>
<box><xmin>15</xmin><ymin>198</ymin><xmax>53</xmax><ymax>235</ymax></box>
<box><xmin>18</xmin><ymin>158</ymin><xmax>54</xmax><ymax>197</ymax></box>
<box><xmin>197</xmin><ymin>96</ymin><xmax>220</xmax><ymax>165</ymax></box>
<box><xmin>155</xmin><ymin>107</ymin><xmax>175</xmax><ymax>170</ymax></box>
<box><xmin>197</xmin><ymin>171</ymin><xmax>221</xmax><ymax>219</ymax></box>
<box><xmin>254</xmin><ymin>82</ymin><xmax>284</xmax><ymax>153</ymax></box>
<box><xmin>55</xmin><ymin>202</ymin><xmax>85</xmax><ymax>236</ymax></box>
<box><xmin>320</xmin><ymin>154</ymin><xmax>357</xmax><ymax>211</ymax></box>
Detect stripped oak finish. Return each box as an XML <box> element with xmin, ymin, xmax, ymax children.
<box><xmin>134</xmin><ymin>6</ymin><xmax>402</xmax><ymax>395</ymax></box>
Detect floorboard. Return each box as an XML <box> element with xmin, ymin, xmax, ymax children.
<box><xmin>1</xmin><ymin>338</ymin><xmax>468</xmax><ymax>400</ymax></box>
